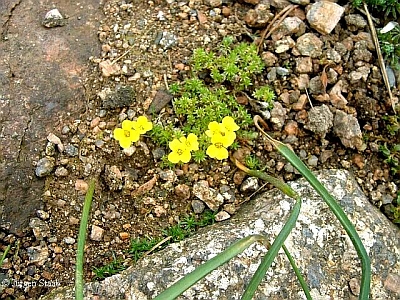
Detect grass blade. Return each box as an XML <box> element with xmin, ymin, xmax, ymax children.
<box><xmin>275</xmin><ymin>142</ymin><xmax>370</xmax><ymax>299</ymax></box>
<box><xmin>241</xmin><ymin>198</ymin><xmax>301</xmax><ymax>299</ymax></box>
<box><xmin>282</xmin><ymin>244</ymin><xmax>312</xmax><ymax>300</ymax></box>
<box><xmin>0</xmin><ymin>245</ymin><xmax>11</xmax><ymax>267</ymax></box>
<box><xmin>254</xmin><ymin>115</ymin><xmax>371</xmax><ymax>299</ymax></box>
<box><xmin>154</xmin><ymin>234</ymin><xmax>267</xmax><ymax>300</ymax></box>
<box><xmin>75</xmin><ymin>179</ymin><xmax>95</xmax><ymax>300</ymax></box>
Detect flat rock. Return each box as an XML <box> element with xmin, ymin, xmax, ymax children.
<box><xmin>306</xmin><ymin>1</ymin><xmax>345</xmax><ymax>35</ymax></box>
<box><xmin>192</xmin><ymin>180</ymin><xmax>224</xmax><ymax>211</ymax></box>
<box><xmin>305</xmin><ymin>104</ymin><xmax>333</xmax><ymax>138</ymax></box>
<box><xmin>41</xmin><ymin>170</ymin><xmax>400</xmax><ymax>300</ymax></box>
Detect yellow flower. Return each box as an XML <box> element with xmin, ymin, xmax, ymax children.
<box><xmin>168</xmin><ymin>139</ymin><xmax>191</xmax><ymax>163</ymax></box>
<box><xmin>133</xmin><ymin>116</ymin><xmax>153</xmax><ymax>134</ymax></box>
<box><xmin>206</xmin><ymin>142</ymin><xmax>228</xmax><ymax>160</ymax></box>
<box><xmin>180</xmin><ymin>133</ymin><xmax>199</xmax><ymax>151</ymax></box>
<box><xmin>221</xmin><ymin>116</ymin><xmax>239</xmax><ymax>132</ymax></box>
<box><xmin>205</xmin><ymin>119</ymin><xmax>237</xmax><ymax>147</ymax></box>
<box><xmin>113</xmin><ymin>120</ymin><xmax>140</xmax><ymax>149</ymax></box>
<box><xmin>205</xmin><ymin>121</ymin><xmax>221</xmax><ymax>138</ymax></box>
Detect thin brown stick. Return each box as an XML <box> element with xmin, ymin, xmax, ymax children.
<box><xmin>363</xmin><ymin>3</ymin><xmax>396</xmax><ymax>112</ymax></box>
<box><xmin>257</xmin><ymin>5</ymin><xmax>298</xmax><ymax>54</ymax></box>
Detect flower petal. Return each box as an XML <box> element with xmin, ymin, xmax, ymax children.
<box><xmin>206</xmin><ymin>121</ymin><xmax>220</xmax><ymax>137</ymax></box>
<box><xmin>215</xmin><ymin>146</ymin><xmax>228</xmax><ymax>160</ymax></box>
<box><xmin>222</xmin><ymin>116</ymin><xmax>239</xmax><ymax>132</ymax></box>
<box><xmin>180</xmin><ymin>150</ymin><xmax>191</xmax><ymax>163</ymax></box>
<box><xmin>206</xmin><ymin>144</ymin><xmax>217</xmax><ymax>158</ymax></box>
<box><xmin>169</xmin><ymin>139</ymin><xmax>184</xmax><ymax>152</ymax></box>
<box><xmin>187</xmin><ymin>133</ymin><xmax>199</xmax><ymax>151</ymax></box>
<box><xmin>119</xmin><ymin>138</ymin><xmax>132</xmax><ymax>149</ymax></box>
<box><xmin>122</xmin><ymin>120</ymin><xmax>135</xmax><ymax>130</ymax></box>
<box><xmin>168</xmin><ymin>151</ymin><xmax>180</xmax><ymax>163</ymax></box>
<box><xmin>130</xmin><ymin>130</ymin><xmax>141</xmax><ymax>142</ymax></box>
<box><xmin>113</xmin><ymin>128</ymin><xmax>125</xmax><ymax>140</ymax></box>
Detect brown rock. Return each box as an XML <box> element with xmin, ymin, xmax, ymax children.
<box><xmin>243</xmin><ymin>0</ymin><xmax>260</xmax><ymax>4</ymax></box>
<box><xmin>175</xmin><ymin>184</ymin><xmax>191</xmax><ymax>200</ymax></box>
<box><xmin>90</xmin><ymin>117</ymin><xmax>101</xmax><ymax>128</ymax></box>
<box><xmin>261</xmin><ymin>51</ymin><xmax>278</xmax><ymax>67</ymax></box>
<box><xmin>222</xmin><ymin>7</ymin><xmax>231</xmax><ymax>17</ymax></box>
<box><xmin>292</xmin><ymin>94</ymin><xmax>308</xmax><ymax>111</ymax></box>
<box><xmin>233</xmin><ymin>171</ymin><xmax>246</xmax><ymax>185</ymax></box>
<box><xmin>352</xmin><ymin>154</ymin><xmax>365</xmax><ymax>169</ymax></box>
<box><xmin>236</xmin><ymin>95</ymin><xmax>248</xmax><ymax>105</ymax></box>
<box><xmin>232</xmin><ymin>147</ymin><xmax>252</xmax><ymax>165</ymax></box>
<box><xmin>197</xmin><ymin>11</ymin><xmax>207</xmax><ymax>24</ymax></box>
<box><xmin>297</xmin><ymin>74</ymin><xmax>309</xmax><ymax>90</ymax></box>
<box><xmin>306</xmin><ymin>2</ymin><xmax>345</xmax><ymax>35</ymax></box>
<box><xmin>75</xmin><ymin>179</ymin><xmax>88</xmax><ymax>193</ymax></box>
<box><xmin>119</xmin><ymin>232</ymin><xmax>130</xmax><ymax>240</ymax></box>
<box><xmin>132</xmin><ymin>175</ymin><xmax>157</xmax><ymax>197</ymax></box>
<box><xmin>90</xmin><ymin>225</ymin><xmax>104</xmax><ymax>241</ymax></box>
<box><xmin>295</xmin><ymin>57</ymin><xmax>312</xmax><ymax>73</ymax></box>
<box><xmin>147</xmin><ymin>89</ymin><xmax>173</xmax><ymax>114</ymax></box>
<box><xmin>99</xmin><ymin>60</ymin><xmax>120</xmax><ymax>77</ymax></box>
<box><xmin>284</xmin><ymin>120</ymin><xmax>299</xmax><ymax>136</ymax></box>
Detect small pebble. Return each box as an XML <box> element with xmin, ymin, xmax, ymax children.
<box><xmin>63</xmin><ymin>237</ymin><xmax>76</xmax><ymax>245</ymax></box>
<box><xmin>191</xmin><ymin>199</ymin><xmax>205</xmax><ymax>214</ymax></box>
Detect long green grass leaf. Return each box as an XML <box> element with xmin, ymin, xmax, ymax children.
<box><xmin>282</xmin><ymin>244</ymin><xmax>312</xmax><ymax>300</ymax></box>
<box><xmin>154</xmin><ymin>234</ymin><xmax>267</xmax><ymax>300</ymax></box>
<box><xmin>241</xmin><ymin>198</ymin><xmax>301</xmax><ymax>299</ymax></box>
<box><xmin>75</xmin><ymin>179</ymin><xmax>95</xmax><ymax>300</ymax></box>
<box><xmin>274</xmin><ymin>142</ymin><xmax>370</xmax><ymax>299</ymax></box>
<box><xmin>254</xmin><ymin>115</ymin><xmax>370</xmax><ymax>299</ymax></box>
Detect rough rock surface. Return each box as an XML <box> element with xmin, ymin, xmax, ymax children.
<box><xmin>333</xmin><ymin>110</ymin><xmax>364</xmax><ymax>151</ymax></box>
<box><xmin>306</xmin><ymin>1</ymin><xmax>345</xmax><ymax>35</ymax></box>
<box><xmin>41</xmin><ymin>170</ymin><xmax>400</xmax><ymax>300</ymax></box>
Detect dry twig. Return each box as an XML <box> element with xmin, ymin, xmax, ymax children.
<box><xmin>363</xmin><ymin>3</ymin><xmax>396</xmax><ymax>112</ymax></box>
<box><xmin>257</xmin><ymin>5</ymin><xmax>298</xmax><ymax>54</ymax></box>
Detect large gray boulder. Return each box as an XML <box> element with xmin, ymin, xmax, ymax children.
<box><xmin>42</xmin><ymin>170</ymin><xmax>400</xmax><ymax>299</ymax></box>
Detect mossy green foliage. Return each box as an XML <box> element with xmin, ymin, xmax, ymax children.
<box><xmin>92</xmin><ymin>252</ymin><xmax>126</xmax><ymax>280</ymax></box>
<box><xmin>150</xmin><ymin>37</ymin><xmax>275</xmax><ymax>163</ymax></box>
<box><xmin>245</xmin><ymin>154</ymin><xmax>261</xmax><ymax>170</ymax></box>
<box><xmin>352</xmin><ymin>0</ymin><xmax>400</xmax><ymax>18</ymax></box>
<box><xmin>378</xmin><ymin>24</ymin><xmax>400</xmax><ymax>70</ymax></box>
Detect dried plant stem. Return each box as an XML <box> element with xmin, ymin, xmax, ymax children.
<box><xmin>257</xmin><ymin>5</ymin><xmax>298</xmax><ymax>54</ymax></box>
<box><xmin>363</xmin><ymin>3</ymin><xmax>396</xmax><ymax>112</ymax></box>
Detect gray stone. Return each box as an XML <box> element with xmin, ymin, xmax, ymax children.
<box><xmin>240</xmin><ymin>177</ymin><xmax>259</xmax><ymax>193</ymax></box>
<box><xmin>103</xmin><ymin>85</ymin><xmax>135</xmax><ymax>109</ymax></box>
<box><xmin>333</xmin><ymin>110</ymin><xmax>364</xmax><ymax>151</ymax></box>
<box><xmin>41</xmin><ymin>170</ymin><xmax>400</xmax><ymax>300</ymax></box>
<box><xmin>35</xmin><ymin>157</ymin><xmax>55</xmax><ymax>177</ymax></box>
<box><xmin>307</xmin><ymin>155</ymin><xmax>318</xmax><ymax>167</ymax></box>
<box><xmin>103</xmin><ymin>165</ymin><xmax>123</xmax><ymax>191</ymax></box>
<box><xmin>306</xmin><ymin>2</ymin><xmax>345</xmax><ymax>35</ymax></box>
<box><xmin>159</xmin><ymin>169</ymin><xmax>177</xmax><ymax>182</ymax></box>
<box><xmin>309</xmin><ymin>76</ymin><xmax>325</xmax><ymax>95</ymax></box>
<box><xmin>305</xmin><ymin>104</ymin><xmax>333</xmax><ymax>138</ymax></box>
<box><xmin>193</xmin><ymin>180</ymin><xmax>224</xmax><ymax>211</ymax></box>
<box><xmin>276</xmin><ymin>67</ymin><xmax>290</xmax><ymax>76</ymax></box>
<box><xmin>386</xmin><ymin>66</ymin><xmax>396</xmax><ymax>88</ymax></box>
<box><xmin>296</xmin><ymin>33</ymin><xmax>323</xmax><ymax>57</ymax></box>
<box><xmin>270</xmin><ymin>101</ymin><xmax>287</xmax><ymax>130</ymax></box>
<box><xmin>65</xmin><ymin>144</ymin><xmax>78</xmax><ymax>157</ymax></box>
<box><xmin>152</xmin><ymin>147</ymin><xmax>165</xmax><ymax>161</ymax></box>
<box><xmin>191</xmin><ymin>199</ymin><xmax>205</xmax><ymax>214</ymax></box>
<box><xmin>27</xmin><ymin>243</ymin><xmax>49</xmax><ymax>266</ymax></box>
<box><xmin>345</xmin><ymin>14</ymin><xmax>367</xmax><ymax>31</ymax></box>
<box><xmin>147</xmin><ymin>89</ymin><xmax>173</xmax><ymax>114</ymax></box>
